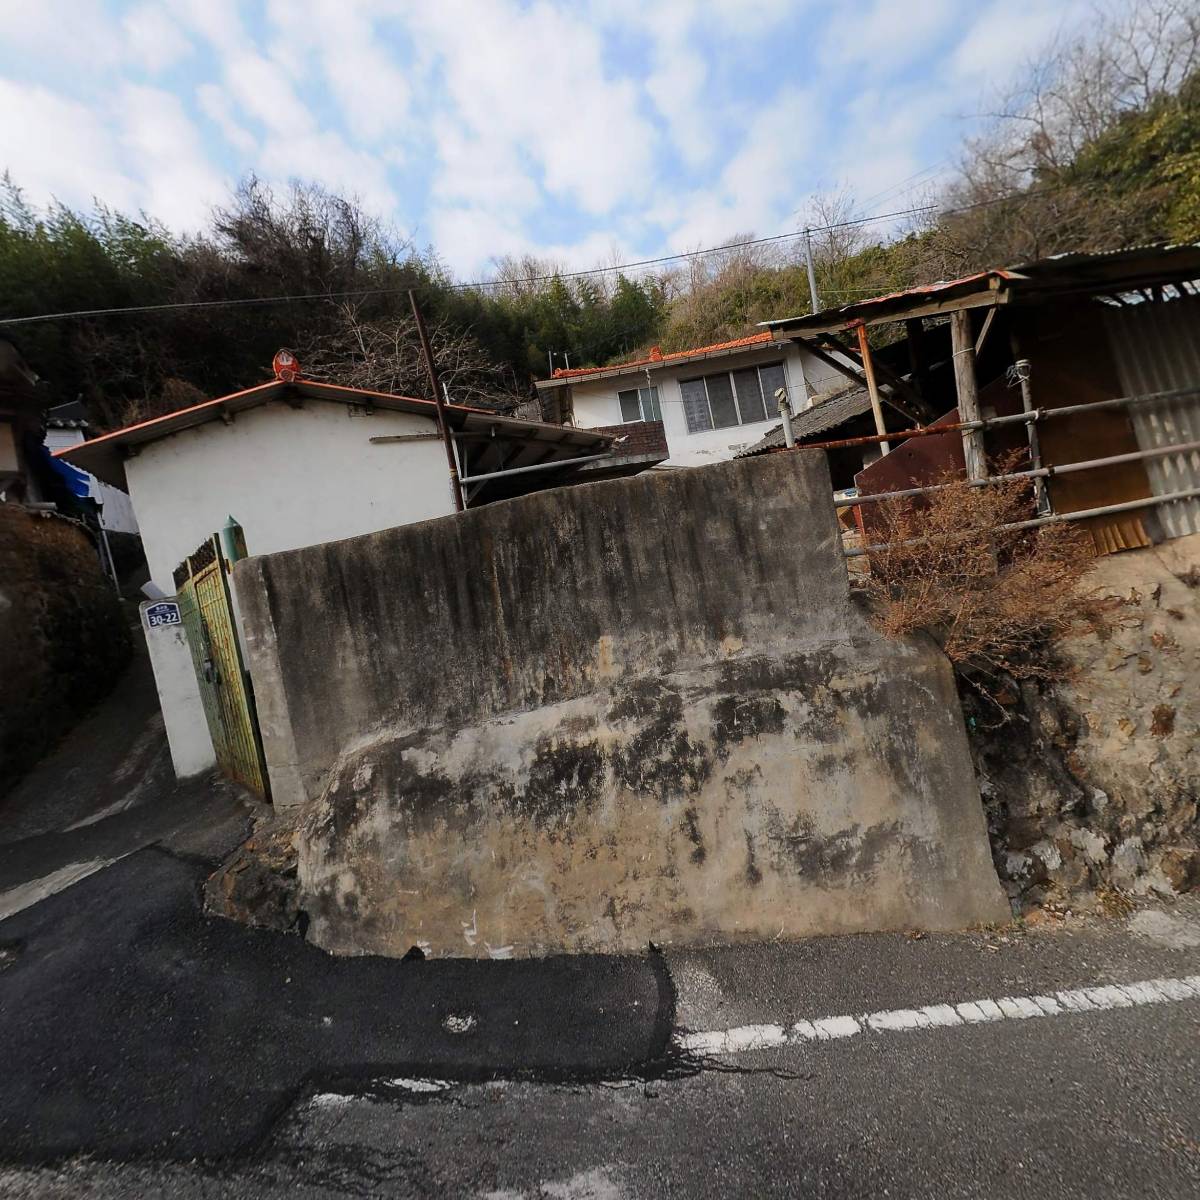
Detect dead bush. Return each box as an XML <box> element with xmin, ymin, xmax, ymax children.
<box><xmin>856</xmin><ymin>466</ymin><xmax>1107</xmax><ymax>679</ymax></box>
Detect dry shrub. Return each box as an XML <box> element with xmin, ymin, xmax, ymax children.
<box><xmin>857</xmin><ymin>467</ymin><xmax>1105</xmax><ymax>678</ymax></box>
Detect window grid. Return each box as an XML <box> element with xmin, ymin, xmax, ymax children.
<box><xmin>681</xmin><ymin>363</ymin><xmax>785</xmax><ymax>435</ymax></box>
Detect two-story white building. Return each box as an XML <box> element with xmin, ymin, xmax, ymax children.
<box><xmin>535</xmin><ymin>331</ymin><xmax>849</xmax><ymax>467</ymax></box>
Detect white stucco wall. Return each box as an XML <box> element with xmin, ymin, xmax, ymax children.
<box><xmin>124</xmin><ymin>399</ymin><xmax>456</xmax><ymax>592</ymax></box>
<box><xmin>566</xmin><ymin>342</ymin><xmax>845</xmax><ymax>467</ymax></box>
<box><xmin>140</xmin><ymin>598</ymin><xmax>216</xmax><ymax>778</ymax></box>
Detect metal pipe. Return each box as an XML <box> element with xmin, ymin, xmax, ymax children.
<box><xmin>834</xmin><ymin>438</ymin><xmax>1200</xmax><ymax>507</ymax></box>
<box><xmin>96</xmin><ymin>517</ymin><xmax>119</xmax><ymax>591</ymax></box>
<box><xmin>409</xmin><ymin>289</ymin><xmax>464</xmax><ymax>513</ymax></box>
<box><xmin>773</xmin><ymin>383</ymin><xmax>1200</xmax><ymax>455</ymax></box>
<box><xmin>855</xmin><ymin>322</ymin><xmax>891</xmax><ymax>454</ymax></box>
<box><xmin>776</xmin><ymin>386</ymin><xmax>795</xmax><ymax>448</ymax></box>
<box><xmin>844</xmin><ymin>485</ymin><xmax>1200</xmax><ymax>558</ymax></box>
<box><xmin>1012</xmin><ymin>359</ymin><xmax>1049</xmax><ymax>513</ymax></box>
<box><xmin>459</xmin><ymin>452</ymin><xmax>611</xmax><ymax>486</ymax></box>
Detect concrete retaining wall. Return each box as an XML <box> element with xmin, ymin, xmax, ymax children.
<box><xmin>236</xmin><ymin>453</ymin><xmax>1007</xmax><ymax>957</ymax></box>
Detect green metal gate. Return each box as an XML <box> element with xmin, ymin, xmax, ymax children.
<box><xmin>174</xmin><ymin>523</ymin><xmax>270</xmax><ymax>800</ymax></box>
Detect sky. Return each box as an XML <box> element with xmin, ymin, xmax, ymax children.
<box><xmin>0</xmin><ymin>0</ymin><xmax>1110</xmax><ymax>279</ymax></box>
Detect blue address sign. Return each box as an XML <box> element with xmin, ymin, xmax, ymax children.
<box><xmin>145</xmin><ymin>601</ymin><xmax>182</xmax><ymax>629</ymax></box>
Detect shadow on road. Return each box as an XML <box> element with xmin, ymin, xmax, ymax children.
<box><xmin>0</xmin><ymin>847</ymin><xmax>673</xmax><ymax>1163</ymax></box>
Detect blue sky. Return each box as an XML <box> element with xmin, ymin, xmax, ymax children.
<box><xmin>0</xmin><ymin>0</ymin><xmax>1112</xmax><ymax>278</ymax></box>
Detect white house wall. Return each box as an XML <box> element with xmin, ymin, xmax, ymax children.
<box><xmin>568</xmin><ymin>343</ymin><xmax>844</xmax><ymax>467</ymax></box>
<box><xmin>125</xmin><ymin>399</ymin><xmax>457</xmax><ymax>592</ymax></box>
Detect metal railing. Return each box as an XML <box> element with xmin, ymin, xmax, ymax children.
<box><xmin>791</xmin><ymin>383</ymin><xmax>1200</xmax><ymax>559</ymax></box>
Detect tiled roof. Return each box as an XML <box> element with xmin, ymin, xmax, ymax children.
<box><xmin>738</xmin><ymin>386</ymin><xmax>873</xmax><ymax>457</ymax></box>
<box><xmin>550</xmin><ymin>331</ymin><xmax>775</xmax><ymax>379</ymax></box>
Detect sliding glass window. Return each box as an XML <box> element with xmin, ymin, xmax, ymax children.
<box><xmin>681</xmin><ymin>363</ymin><xmax>786</xmax><ymax>434</ymax></box>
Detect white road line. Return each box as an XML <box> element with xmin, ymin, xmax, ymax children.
<box><xmin>0</xmin><ymin>857</ymin><xmax>126</xmax><ymax>923</ymax></box>
<box><xmin>675</xmin><ymin>974</ymin><xmax>1200</xmax><ymax>1057</ymax></box>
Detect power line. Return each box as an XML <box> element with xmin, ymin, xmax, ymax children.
<box><xmin>0</xmin><ymin>184</ymin><xmax>1086</xmax><ymax>328</ymax></box>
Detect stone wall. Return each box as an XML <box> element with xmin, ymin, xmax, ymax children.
<box><xmin>969</xmin><ymin>532</ymin><xmax>1200</xmax><ymax>905</ymax></box>
<box><xmin>0</xmin><ymin>505</ymin><xmax>130</xmax><ymax>795</ymax></box>
<box><xmin>236</xmin><ymin>453</ymin><xmax>1007</xmax><ymax>958</ymax></box>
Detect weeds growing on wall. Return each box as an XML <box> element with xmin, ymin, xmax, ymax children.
<box><xmin>856</xmin><ymin>464</ymin><xmax>1108</xmax><ymax>682</ymax></box>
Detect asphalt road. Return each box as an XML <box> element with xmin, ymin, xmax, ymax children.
<box><xmin>1</xmin><ymin>657</ymin><xmax>1198</xmax><ymax>1196</ymax></box>
<box><xmin>1</xmin><ymin>823</ymin><xmax>1197</xmax><ymax>1197</ymax></box>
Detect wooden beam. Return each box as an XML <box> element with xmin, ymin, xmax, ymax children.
<box><xmin>368</xmin><ymin>432</ymin><xmax>441</xmax><ymax>444</ymax></box>
<box><xmin>950</xmin><ymin>309</ymin><xmax>987</xmax><ymax>481</ymax></box>
<box><xmin>772</xmin><ymin>284</ymin><xmax>1009</xmax><ymax>338</ymax></box>
<box><xmin>905</xmin><ymin>318</ymin><xmax>932</xmax><ymax>404</ymax></box>
<box><xmin>974</xmin><ymin>305</ymin><xmax>998</xmax><ymax>355</ymax></box>
<box><xmin>823</xmin><ymin>332</ymin><xmax>934</xmax><ymax>422</ymax></box>
<box><xmin>797</xmin><ymin>335</ymin><xmax>924</xmax><ymax>423</ymax></box>
<box><xmin>856</xmin><ymin>323</ymin><xmax>891</xmax><ymax>455</ymax></box>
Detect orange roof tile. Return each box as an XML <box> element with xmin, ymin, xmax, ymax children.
<box><xmin>550</xmin><ymin>331</ymin><xmax>775</xmax><ymax>379</ymax></box>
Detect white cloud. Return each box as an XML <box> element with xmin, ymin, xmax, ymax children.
<box><xmin>824</xmin><ymin>0</ymin><xmax>958</xmax><ymax>71</ymax></box>
<box><xmin>122</xmin><ymin>4</ymin><xmax>194</xmax><ymax>73</ymax></box>
<box><xmin>950</xmin><ymin>0</ymin><xmax>1086</xmax><ymax>80</ymax></box>
<box><xmin>403</xmin><ymin>0</ymin><xmax>660</xmax><ymax>217</ymax></box>
<box><xmin>265</xmin><ymin>0</ymin><xmax>412</xmax><ymax>144</ymax></box>
<box><xmin>116</xmin><ymin>84</ymin><xmax>226</xmax><ymax>229</ymax></box>
<box><xmin>0</xmin><ymin>0</ymin><xmax>123</xmax><ymax>68</ymax></box>
<box><xmin>0</xmin><ymin>77</ymin><xmax>137</xmax><ymax>212</ymax></box>
<box><xmin>654</xmin><ymin>85</ymin><xmax>820</xmax><ymax>248</ymax></box>
<box><xmin>197</xmin><ymin>83</ymin><xmax>257</xmax><ymax>154</ymax></box>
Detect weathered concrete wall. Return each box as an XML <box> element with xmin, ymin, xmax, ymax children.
<box><xmin>970</xmin><ymin>532</ymin><xmax>1200</xmax><ymax>904</ymax></box>
<box><xmin>0</xmin><ymin>506</ymin><xmax>130</xmax><ymax>796</ymax></box>
<box><xmin>236</xmin><ymin>453</ymin><xmax>1007</xmax><ymax>957</ymax></box>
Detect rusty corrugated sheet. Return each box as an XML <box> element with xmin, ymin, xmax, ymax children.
<box><xmin>1104</xmin><ymin>296</ymin><xmax>1200</xmax><ymax>540</ymax></box>
<box><xmin>1016</xmin><ymin>304</ymin><xmax>1153</xmax><ymax>554</ymax></box>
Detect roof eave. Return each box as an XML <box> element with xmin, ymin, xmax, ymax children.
<box><xmin>534</xmin><ymin>338</ymin><xmax>788</xmax><ymax>390</ymax></box>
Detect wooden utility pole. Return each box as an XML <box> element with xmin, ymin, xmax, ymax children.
<box><xmin>950</xmin><ymin>308</ymin><xmax>987</xmax><ymax>481</ymax></box>
<box><xmin>854</xmin><ymin>322</ymin><xmax>890</xmax><ymax>455</ymax></box>
<box><xmin>409</xmin><ymin>290</ymin><xmax>464</xmax><ymax>512</ymax></box>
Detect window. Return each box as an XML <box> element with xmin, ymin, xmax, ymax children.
<box><xmin>681</xmin><ymin>363</ymin><xmax>786</xmax><ymax>435</ymax></box>
<box><xmin>617</xmin><ymin>385</ymin><xmax>662</xmax><ymax>423</ymax></box>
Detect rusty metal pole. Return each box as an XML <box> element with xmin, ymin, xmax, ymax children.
<box><xmin>409</xmin><ymin>289</ymin><xmax>464</xmax><ymax>512</ymax></box>
<box><xmin>854</xmin><ymin>322</ymin><xmax>891</xmax><ymax>455</ymax></box>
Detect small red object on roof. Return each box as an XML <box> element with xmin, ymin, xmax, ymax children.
<box><xmin>272</xmin><ymin>349</ymin><xmax>301</xmax><ymax>382</ymax></box>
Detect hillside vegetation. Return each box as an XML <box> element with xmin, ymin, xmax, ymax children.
<box><xmin>1</xmin><ymin>0</ymin><xmax>1196</xmax><ymax>429</ymax></box>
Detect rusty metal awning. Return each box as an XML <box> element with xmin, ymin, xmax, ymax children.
<box><xmin>761</xmin><ymin>243</ymin><xmax>1200</xmax><ymax>338</ymax></box>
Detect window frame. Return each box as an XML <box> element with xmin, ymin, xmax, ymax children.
<box><xmin>680</xmin><ymin>361</ymin><xmax>786</xmax><ymax>435</ymax></box>
<box><xmin>616</xmin><ymin>384</ymin><xmax>662</xmax><ymax>424</ymax></box>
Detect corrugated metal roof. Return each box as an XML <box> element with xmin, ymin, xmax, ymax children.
<box><xmin>1105</xmin><ymin>295</ymin><xmax>1200</xmax><ymax>539</ymax></box>
<box><xmin>761</xmin><ymin>243</ymin><xmax>1200</xmax><ymax>338</ymax></box>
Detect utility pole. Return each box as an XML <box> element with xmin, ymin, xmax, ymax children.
<box><xmin>409</xmin><ymin>290</ymin><xmax>464</xmax><ymax>512</ymax></box>
<box><xmin>803</xmin><ymin>228</ymin><xmax>820</xmax><ymax>314</ymax></box>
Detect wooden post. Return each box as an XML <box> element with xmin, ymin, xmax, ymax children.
<box><xmin>409</xmin><ymin>290</ymin><xmax>464</xmax><ymax>512</ymax></box>
<box><xmin>855</xmin><ymin>322</ymin><xmax>890</xmax><ymax>455</ymax></box>
<box><xmin>951</xmin><ymin>308</ymin><xmax>987</xmax><ymax>481</ymax></box>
